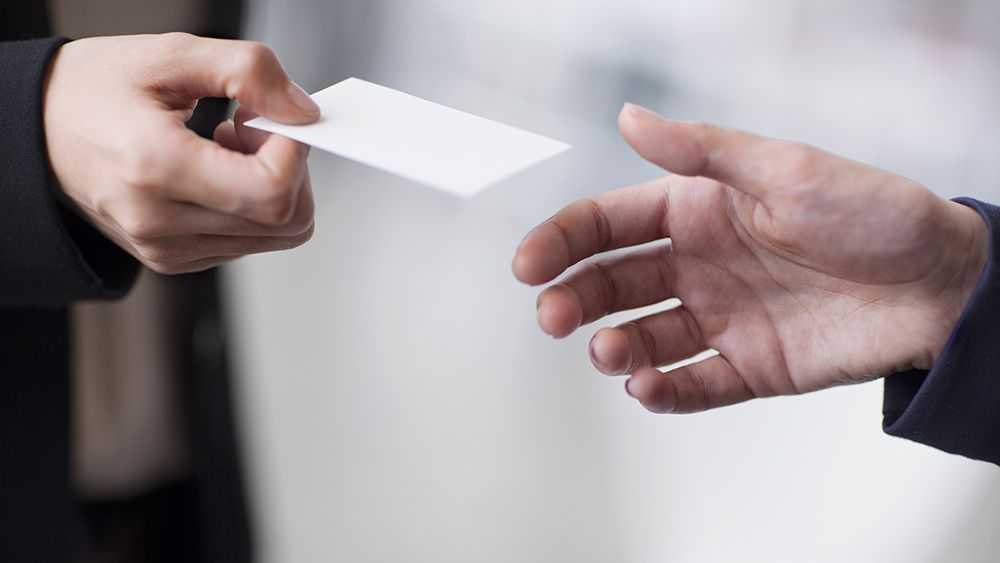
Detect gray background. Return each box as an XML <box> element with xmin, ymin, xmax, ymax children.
<box><xmin>226</xmin><ymin>1</ymin><xmax>1000</xmax><ymax>561</ymax></box>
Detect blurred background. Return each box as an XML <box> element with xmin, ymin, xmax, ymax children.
<box><xmin>224</xmin><ymin>1</ymin><xmax>1000</xmax><ymax>561</ymax></box>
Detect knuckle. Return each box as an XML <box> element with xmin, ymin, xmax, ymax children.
<box><xmin>692</xmin><ymin>121</ymin><xmax>721</xmax><ymax>141</ymax></box>
<box><xmin>281</xmin><ymin>212</ymin><xmax>313</xmax><ymax>237</ymax></box>
<box><xmin>587</xmin><ymin>260</ymin><xmax>618</xmax><ymax>314</ymax></box>
<box><xmin>144</xmin><ymin>260</ymin><xmax>176</xmax><ymax>275</ymax></box>
<box><xmin>691</xmin><ymin>123</ymin><xmax>725</xmax><ymax>169</ymax></box>
<box><xmin>259</xmin><ymin>198</ymin><xmax>295</xmax><ymax>226</ymax></box>
<box><xmin>255</xmin><ymin>184</ymin><xmax>297</xmax><ymax>226</ymax></box>
<box><xmin>235</xmin><ymin>41</ymin><xmax>279</xmax><ymax>78</ymax></box>
<box><xmin>150</xmin><ymin>32</ymin><xmax>198</xmax><ymax>63</ymax></box>
<box><xmin>160</xmin><ymin>31</ymin><xmax>198</xmax><ymax>46</ymax></box>
<box><xmin>119</xmin><ymin>146</ymin><xmax>167</xmax><ymax>192</ymax></box>
<box><xmin>580</xmin><ymin>197</ymin><xmax>612</xmax><ymax>251</ymax></box>
<box><xmin>225</xmin><ymin>41</ymin><xmax>282</xmax><ymax>101</ymax></box>
<box><xmin>135</xmin><ymin>243</ymin><xmax>180</xmax><ymax>267</ymax></box>
<box><xmin>624</xmin><ymin>322</ymin><xmax>656</xmax><ymax>371</ymax></box>
<box><xmin>764</xmin><ymin>142</ymin><xmax>818</xmax><ymax>187</ymax></box>
<box><xmin>118</xmin><ymin>210</ymin><xmax>162</xmax><ymax>241</ymax></box>
<box><xmin>279</xmin><ymin>197</ymin><xmax>315</xmax><ymax>236</ymax></box>
<box><xmin>290</xmin><ymin>222</ymin><xmax>315</xmax><ymax>247</ymax></box>
<box><xmin>256</xmin><ymin>223</ymin><xmax>314</xmax><ymax>254</ymax></box>
<box><xmin>87</xmin><ymin>192</ymin><xmax>116</xmax><ymax>223</ymax></box>
<box><xmin>158</xmin><ymin>31</ymin><xmax>196</xmax><ymax>49</ymax></box>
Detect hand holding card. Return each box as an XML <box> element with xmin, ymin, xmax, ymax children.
<box><xmin>43</xmin><ymin>33</ymin><xmax>318</xmax><ymax>275</ymax></box>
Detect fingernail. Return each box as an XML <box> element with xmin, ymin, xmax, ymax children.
<box><xmin>589</xmin><ymin>339</ymin><xmax>605</xmax><ymax>370</ymax></box>
<box><xmin>287</xmin><ymin>81</ymin><xmax>320</xmax><ymax>118</ymax></box>
<box><xmin>625</xmin><ymin>378</ymin><xmax>635</xmax><ymax>398</ymax></box>
<box><xmin>622</xmin><ymin>101</ymin><xmax>662</xmax><ymax>120</ymax></box>
<box><xmin>536</xmin><ymin>305</ymin><xmax>551</xmax><ymax>336</ymax></box>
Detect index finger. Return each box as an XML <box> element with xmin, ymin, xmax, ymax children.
<box><xmin>150</xmin><ymin>33</ymin><xmax>320</xmax><ymax>125</ymax></box>
<box><xmin>512</xmin><ymin>178</ymin><xmax>671</xmax><ymax>286</ymax></box>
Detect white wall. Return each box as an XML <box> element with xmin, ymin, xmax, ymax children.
<box><xmin>229</xmin><ymin>1</ymin><xmax>1000</xmax><ymax>560</ymax></box>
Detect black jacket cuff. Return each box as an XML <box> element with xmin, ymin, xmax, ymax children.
<box><xmin>883</xmin><ymin>197</ymin><xmax>1000</xmax><ymax>465</ymax></box>
<box><xmin>0</xmin><ymin>37</ymin><xmax>138</xmax><ymax>306</ymax></box>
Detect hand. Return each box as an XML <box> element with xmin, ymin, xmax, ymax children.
<box><xmin>43</xmin><ymin>33</ymin><xmax>320</xmax><ymax>274</ymax></box>
<box><xmin>513</xmin><ymin>103</ymin><xmax>988</xmax><ymax>413</ymax></box>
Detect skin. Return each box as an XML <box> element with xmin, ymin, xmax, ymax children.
<box><xmin>43</xmin><ymin>33</ymin><xmax>320</xmax><ymax>274</ymax></box>
<box><xmin>513</xmin><ymin>103</ymin><xmax>989</xmax><ymax>414</ymax></box>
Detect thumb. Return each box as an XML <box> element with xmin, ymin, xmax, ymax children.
<box><xmin>617</xmin><ymin>102</ymin><xmax>781</xmax><ymax>201</ymax></box>
<box><xmin>155</xmin><ymin>33</ymin><xmax>320</xmax><ymax>125</ymax></box>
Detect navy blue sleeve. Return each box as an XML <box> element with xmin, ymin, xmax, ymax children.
<box><xmin>0</xmin><ymin>38</ymin><xmax>139</xmax><ymax>306</ymax></box>
<box><xmin>883</xmin><ymin>197</ymin><xmax>1000</xmax><ymax>465</ymax></box>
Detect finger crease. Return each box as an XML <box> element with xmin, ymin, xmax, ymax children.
<box><xmin>656</xmin><ymin>245</ymin><xmax>676</xmax><ymax>294</ymax></box>
<box><xmin>551</xmin><ymin>220</ymin><xmax>576</xmax><ymax>267</ymax></box>
<box><xmin>688</xmin><ymin>365</ymin><xmax>711</xmax><ymax>412</ymax></box>
<box><xmin>657</xmin><ymin>182</ymin><xmax>671</xmax><ymax>240</ymax></box>
<box><xmin>584</xmin><ymin>198</ymin><xmax>613</xmax><ymax>252</ymax></box>
<box><xmin>736</xmin><ymin>362</ymin><xmax>757</xmax><ymax>400</ymax></box>
<box><xmin>591</xmin><ymin>261</ymin><xmax>619</xmax><ymax>317</ymax></box>
<box><xmin>661</xmin><ymin>370</ymin><xmax>680</xmax><ymax>414</ymax></box>
<box><xmin>627</xmin><ymin>321</ymin><xmax>658</xmax><ymax>370</ymax></box>
<box><xmin>678</xmin><ymin>307</ymin><xmax>705</xmax><ymax>351</ymax></box>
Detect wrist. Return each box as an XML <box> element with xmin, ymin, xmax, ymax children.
<box><xmin>922</xmin><ymin>200</ymin><xmax>989</xmax><ymax>366</ymax></box>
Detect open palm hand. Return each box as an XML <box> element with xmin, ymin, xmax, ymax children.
<box><xmin>513</xmin><ymin>104</ymin><xmax>987</xmax><ymax>413</ymax></box>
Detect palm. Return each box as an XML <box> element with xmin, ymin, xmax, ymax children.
<box><xmin>514</xmin><ymin>106</ymin><xmax>986</xmax><ymax>413</ymax></box>
<box><xmin>666</xmin><ymin>174</ymin><xmax>961</xmax><ymax>397</ymax></box>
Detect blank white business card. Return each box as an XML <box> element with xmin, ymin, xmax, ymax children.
<box><xmin>244</xmin><ymin>78</ymin><xmax>570</xmax><ymax>197</ymax></box>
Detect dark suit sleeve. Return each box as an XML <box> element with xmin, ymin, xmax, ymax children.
<box><xmin>883</xmin><ymin>197</ymin><xmax>1000</xmax><ymax>465</ymax></box>
<box><xmin>0</xmin><ymin>38</ymin><xmax>139</xmax><ymax>306</ymax></box>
